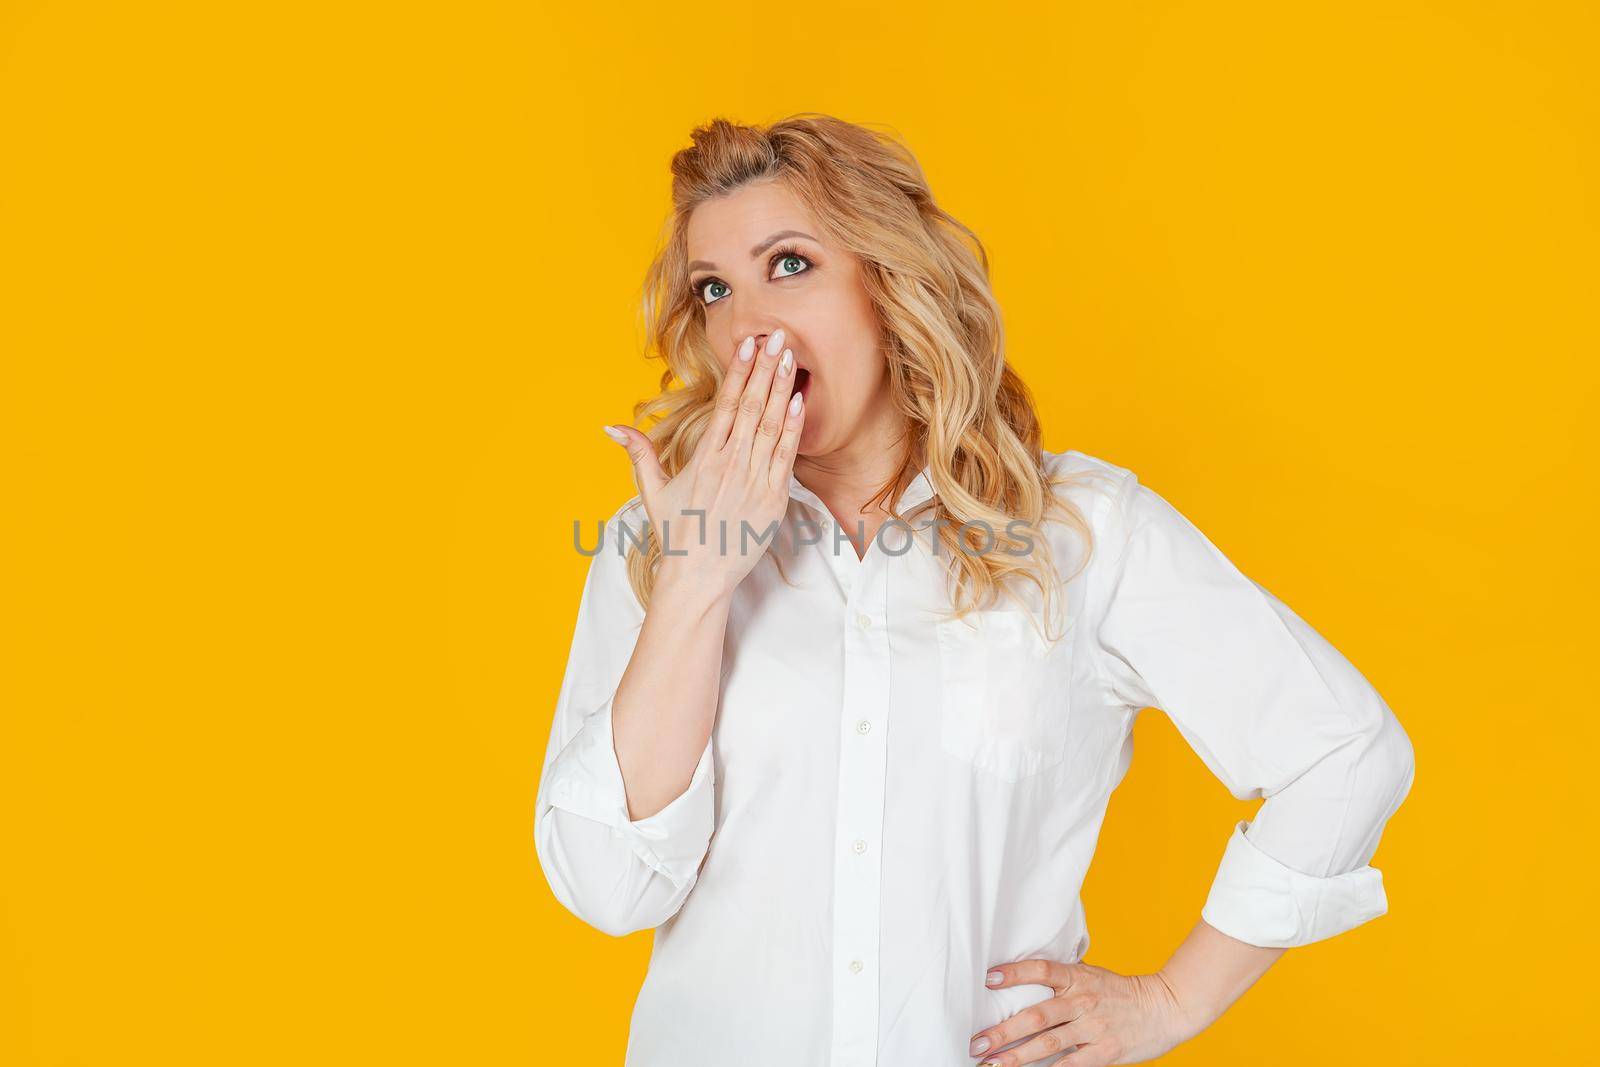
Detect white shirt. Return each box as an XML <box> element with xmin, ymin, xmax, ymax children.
<box><xmin>533</xmin><ymin>448</ymin><xmax>1416</xmax><ymax>1066</ymax></box>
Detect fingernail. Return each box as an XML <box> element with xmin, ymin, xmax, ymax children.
<box><xmin>778</xmin><ymin>348</ymin><xmax>793</xmax><ymax>376</ymax></box>
<box><xmin>788</xmin><ymin>391</ymin><xmax>803</xmax><ymax>415</ymax></box>
<box><xmin>969</xmin><ymin>1035</ymin><xmax>991</xmax><ymax>1056</ymax></box>
<box><xmin>985</xmin><ymin>970</ymin><xmax>1004</xmax><ymax>986</ymax></box>
<box><xmin>765</xmin><ymin>328</ymin><xmax>785</xmax><ymax>357</ymax></box>
<box><xmin>602</xmin><ymin>425</ymin><xmax>628</xmax><ymax>444</ymax></box>
<box><xmin>739</xmin><ymin>336</ymin><xmax>755</xmax><ymax>362</ymax></box>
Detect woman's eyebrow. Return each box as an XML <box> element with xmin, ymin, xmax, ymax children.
<box><xmin>687</xmin><ymin>230</ymin><xmax>819</xmax><ymax>273</ymax></box>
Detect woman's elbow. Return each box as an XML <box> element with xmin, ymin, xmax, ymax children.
<box><xmin>1363</xmin><ymin>700</ymin><xmax>1417</xmax><ymax>814</ymax></box>
<box><xmin>533</xmin><ymin>806</ymin><xmax>693</xmax><ymax>937</ymax></box>
<box><xmin>1388</xmin><ymin>715</ymin><xmax>1417</xmax><ymax>807</ymax></box>
<box><xmin>552</xmin><ymin>879</ymin><xmax>671</xmax><ymax>938</ymax></box>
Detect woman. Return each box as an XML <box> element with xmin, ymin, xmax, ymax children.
<box><xmin>534</xmin><ymin>114</ymin><xmax>1415</xmax><ymax>1066</ymax></box>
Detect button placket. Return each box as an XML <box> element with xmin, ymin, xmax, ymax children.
<box><xmin>830</xmin><ymin>558</ymin><xmax>891</xmax><ymax>1066</ymax></box>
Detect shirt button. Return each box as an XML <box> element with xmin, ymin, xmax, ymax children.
<box><xmin>849</xmin><ymin>959</ymin><xmax>864</xmax><ymax>974</ymax></box>
<box><xmin>852</xmin><ymin>838</ymin><xmax>868</xmax><ymax>854</ymax></box>
<box><xmin>856</xmin><ymin>719</ymin><xmax>871</xmax><ymax>734</ymax></box>
<box><xmin>856</xmin><ymin>612</ymin><xmax>872</xmax><ymax>629</ymax></box>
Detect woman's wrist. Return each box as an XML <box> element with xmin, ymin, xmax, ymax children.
<box><xmin>1145</xmin><ymin>966</ymin><xmax>1214</xmax><ymax>1044</ymax></box>
<box><xmin>1153</xmin><ymin>919</ymin><xmax>1288</xmax><ymax>1043</ymax></box>
<box><xmin>654</xmin><ymin>559</ymin><xmax>739</xmax><ymax>616</ymax></box>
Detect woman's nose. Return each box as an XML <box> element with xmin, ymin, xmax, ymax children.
<box><xmin>734</xmin><ymin>329</ymin><xmax>778</xmax><ymax>355</ymax></box>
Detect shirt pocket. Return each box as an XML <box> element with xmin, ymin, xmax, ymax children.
<box><xmin>934</xmin><ymin>608</ymin><xmax>1074</xmax><ymax>782</ymax></box>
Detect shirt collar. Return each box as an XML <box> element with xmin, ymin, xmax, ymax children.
<box><xmin>786</xmin><ymin>463</ymin><xmax>936</xmax><ymax>518</ymax></box>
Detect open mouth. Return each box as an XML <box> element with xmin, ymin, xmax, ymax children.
<box><xmin>795</xmin><ymin>367</ymin><xmax>812</xmax><ymax>400</ymax></box>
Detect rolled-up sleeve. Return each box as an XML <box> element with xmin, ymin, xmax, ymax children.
<box><xmin>1087</xmin><ymin>468</ymin><xmax>1417</xmax><ymax>949</ymax></box>
<box><xmin>533</xmin><ymin>500</ymin><xmax>717</xmax><ymax>937</ymax></box>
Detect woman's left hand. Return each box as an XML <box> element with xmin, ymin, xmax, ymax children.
<box><xmin>969</xmin><ymin>958</ymin><xmax>1199</xmax><ymax>1065</ymax></box>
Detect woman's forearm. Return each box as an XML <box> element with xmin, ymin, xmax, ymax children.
<box><xmin>1156</xmin><ymin>918</ymin><xmax>1286</xmax><ymax>1036</ymax></box>
<box><xmin>609</xmin><ymin>562</ymin><xmax>734</xmax><ymax>821</ymax></box>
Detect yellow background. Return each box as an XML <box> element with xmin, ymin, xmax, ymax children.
<box><xmin>3</xmin><ymin>2</ymin><xmax>1594</xmax><ymax>1063</ymax></box>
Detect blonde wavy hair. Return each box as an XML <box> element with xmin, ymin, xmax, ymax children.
<box><xmin>623</xmin><ymin>112</ymin><xmax>1096</xmax><ymax>641</ymax></box>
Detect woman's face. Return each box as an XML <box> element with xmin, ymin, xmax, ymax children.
<box><xmin>685</xmin><ymin>179</ymin><xmax>891</xmax><ymax>459</ymax></box>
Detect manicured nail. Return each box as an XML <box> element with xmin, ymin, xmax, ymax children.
<box><xmin>738</xmin><ymin>336</ymin><xmax>755</xmax><ymax>361</ymax></box>
<box><xmin>778</xmin><ymin>349</ymin><xmax>793</xmax><ymax>376</ymax></box>
<box><xmin>788</xmin><ymin>391</ymin><xmax>803</xmax><ymax>416</ymax></box>
<box><xmin>764</xmin><ymin>328</ymin><xmax>785</xmax><ymax>358</ymax></box>
<box><xmin>969</xmin><ymin>1035</ymin><xmax>991</xmax><ymax>1056</ymax></box>
<box><xmin>985</xmin><ymin>970</ymin><xmax>1004</xmax><ymax>986</ymax></box>
<box><xmin>602</xmin><ymin>425</ymin><xmax>628</xmax><ymax>444</ymax></box>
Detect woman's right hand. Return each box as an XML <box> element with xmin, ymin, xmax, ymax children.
<box><xmin>603</xmin><ymin>328</ymin><xmax>807</xmax><ymax>600</ymax></box>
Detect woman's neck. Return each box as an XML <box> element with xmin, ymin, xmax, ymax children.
<box><xmin>792</xmin><ymin>419</ymin><xmax>922</xmax><ymax>559</ymax></box>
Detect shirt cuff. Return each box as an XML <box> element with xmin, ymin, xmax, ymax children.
<box><xmin>543</xmin><ymin>694</ymin><xmax>716</xmax><ymax>888</ymax></box>
<box><xmin>1199</xmin><ymin>819</ymin><xmax>1389</xmax><ymax>948</ymax></box>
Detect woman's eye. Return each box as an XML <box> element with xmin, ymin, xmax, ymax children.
<box><xmin>772</xmin><ymin>253</ymin><xmax>810</xmax><ymax>280</ymax></box>
<box><xmin>695</xmin><ymin>251</ymin><xmax>811</xmax><ymax>307</ymax></box>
